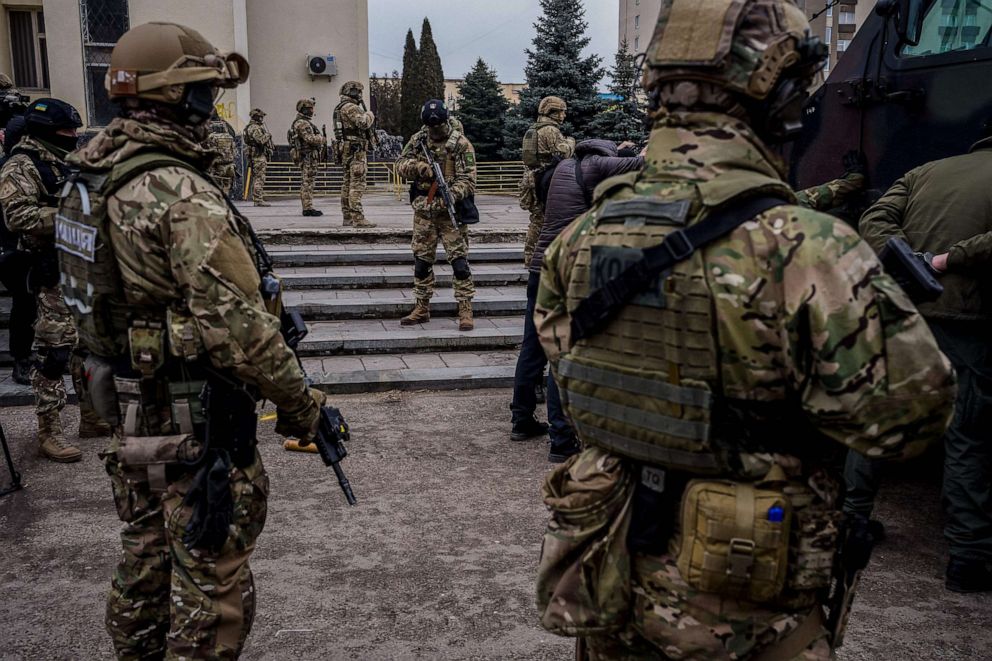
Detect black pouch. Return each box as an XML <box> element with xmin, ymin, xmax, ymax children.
<box><xmin>182</xmin><ymin>448</ymin><xmax>234</xmax><ymax>553</ymax></box>
<box><xmin>456</xmin><ymin>195</ymin><xmax>480</xmax><ymax>225</ymax></box>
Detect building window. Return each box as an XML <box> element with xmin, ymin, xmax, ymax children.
<box><xmin>634</xmin><ymin>36</ymin><xmax>640</xmax><ymax>51</ymax></box>
<box><xmin>837</xmin><ymin>39</ymin><xmax>851</xmax><ymax>53</ymax></box>
<box><xmin>8</xmin><ymin>10</ymin><xmax>50</xmax><ymax>90</ymax></box>
<box><xmin>826</xmin><ymin>6</ymin><xmax>833</xmax><ymax>18</ymax></box>
<box><xmin>825</xmin><ymin>26</ymin><xmax>833</xmax><ymax>45</ymax></box>
<box><xmin>635</xmin><ymin>14</ymin><xmax>640</xmax><ymax>29</ymax></box>
<box><xmin>635</xmin><ymin>0</ymin><xmax>640</xmax><ymax>5</ymax></box>
<box><xmin>839</xmin><ymin>10</ymin><xmax>856</xmax><ymax>25</ymax></box>
<box><xmin>79</xmin><ymin>0</ymin><xmax>130</xmax><ymax>127</ymax></box>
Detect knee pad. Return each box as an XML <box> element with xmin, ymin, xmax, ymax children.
<box><xmin>414</xmin><ymin>258</ymin><xmax>433</xmax><ymax>280</ymax></box>
<box><xmin>37</xmin><ymin>346</ymin><xmax>71</xmax><ymax>380</ymax></box>
<box><xmin>451</xmin><ymin>257</ymin><xmax>471</xmax><ymax>281</ymax></box>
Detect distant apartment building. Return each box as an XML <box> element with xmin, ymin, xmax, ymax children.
<box><xmin>443</xmin><ymin>78</ymin><xmax>525</xmax><ymax>111</ymax></box>
<box><xmin>619</xmin><ymin>1</ymin><xmax>874</xmax><ymax>74</ymax></box>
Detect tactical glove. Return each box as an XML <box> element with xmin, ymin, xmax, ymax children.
<box><xmin>416</xmin><ymin>161</ymin><xmax>433</xmax><ymax>180</ymax></box>
<box><xmin>842</xmin><ymin>150</ymin><xmax>867</xmax><ymax>176</ymax></box>
<box><xmin>275</xmin><ymin>387</ymin><xmax>326</xmax><ymax>442</ymax></box>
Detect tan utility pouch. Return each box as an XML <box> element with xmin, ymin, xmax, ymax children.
<box><xmin>676</xmin><ymin>476</ymin><xmax>791</xmax><ymax>603</ymax></box>
<box><xmin>537</xmin><ymin>447</ymin><xmax>635</xmax><ymax>636</ymax></box>
<box><xmin>518</xmin><ymin>169</ymin><xmax>537</xmax><ymax>210</ymax></box>
<box><xmin>118</xmin><ymin>434</ymin><xmax>202</xmax><ymax>493</ymax></box>
<box><xmin>128</xmin><ymin>321</ymin><xmax>166</xmax><ymax>377</ymax></box>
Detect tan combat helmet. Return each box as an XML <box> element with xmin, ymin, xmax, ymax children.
<box><xmin>106</xmin><ymin>22</ymin><xmax>248</xmax><ymax>104</ymax></box>
<box><xmin>296</xmin><ymin>98</ymin><xmax>316</xmax><ymax>115</ymax></box>
<box><xmin>0</xmin><ymin>73</ymin><xmax>14</xmax><ymax>91</ymax></box>
<box><xmin>538</xmin><ymin>95</ymin><xmax>567</xmax><ymax>121</ymax></box>
<box><xmin>250</xmin><ymin>108</ymin><xmax>266</xmax><ymax>120</ymax></box>
<box><xmin>643</xmin><ymin>0</ymin><xmax>827</xmax><ymax>139</ymax></box>
<box><xmin>340</xmin><ymin>81</ymin><xmax>363</xmax><ymax>100</ymax></box>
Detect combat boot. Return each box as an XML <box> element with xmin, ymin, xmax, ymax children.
<box><xmin>12</xmin><ymin>358</ymin><xmax>33</xmax><ymax>386</ymax></box>
<box><xmin>458</xmin><ymin>301</ymin><xmax>474</xmax><ymax>331</ymax></box>
<box><xmin>253</xmin><ymin>200</ymin><xmax>271</xmax><ymax>207</ymax></box>
<box><xmin>38</xmin><ymin>412</ymin><xmax>81</xmax><ymax>463</ymax></box>
<box><xmin>352</xmin><ymin>217</ymin><xmax>377</xmax><ymax>228</ymax></box>
<box><xmin>400</xmin><ymin>299</ymin><xmax>431</xmax><ymax>325</ymax></box>
<box><xmin>78</xmin><ymin>407</ymin><xmax>112</xmax><ymax>439</ymax></box>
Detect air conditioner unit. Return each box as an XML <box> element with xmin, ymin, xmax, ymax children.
<box><xmin>307</xmin><ymin>54</ymin><xmax>338</xmax><ymax>80</ymax></box>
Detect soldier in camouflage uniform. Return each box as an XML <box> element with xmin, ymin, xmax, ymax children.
<box><xmin>54</xmin><ymin>23</ymin><xmax>328</xmax><ymax>658</ymax></box>
<box><xmin>534</xmin><ymin>2</ymin><xmax>956</xmax><ymax>658</ymax></box>
<box><xmin>290</xmin><ymin>97</ymin><xmax>326</xmax><ymax>216</ymax></box>
<box><xmin>395</xmin><ymin>100</ymin><xmax>477</xmax><ymax>331</ymax></box>
<box><xmin>205</xmin><ymin>111</ymin><xmax>236</xmax><ymax>195</ymax></box>
<box><xmin>244</xmin><ymin>107</ymin><xmax>273</xmax><ymax>206</ymax></box>
<box><xmin>520</xmin><ymin>96</ymin><xmax>575</xmax><ymax>266</ymax></box>
<box><xmin>0</xmin><ymin>98</ymin><xmax>111</xmax><ymax>463</ymax></box>
<box><xmin>334</xmin><ymin>80</ymin><xmax>377</xmax><ymax>227</ymax></box>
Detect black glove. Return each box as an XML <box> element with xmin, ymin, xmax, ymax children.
<box><xmin>842</xmin><ymin>150</ymin><xmax>867</xmax><ymax>177</ymax></box>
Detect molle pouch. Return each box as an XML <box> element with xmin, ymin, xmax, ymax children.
<box><xmin>537</xmin><ymin>447</ymin><xmax>635</xmax><ymax>636</ymax></box>
<box><xmin>117</xmin><ymin>434</ymin><xmax>203</xmax><ymax>493</ymax></box>
<box><xmin>168</xmin><ymin>380</ymin><xmax>207</xmax><ymax>435</ymax></box>
<box><xmin>518</xmin><ymin>169</ymin><xmax>537</xmax><ymax>210</ymax></box>
<box><xmin>166</xmin><ymin>309</ymin><xmax>205</xmax><ymax>362</ymax></box>
<box><xmin>128</xmin><ymin>322</ymin><xmax>166</xmax><ymax>377</ymax></box>
<box><xmin>83</xmin><ymin>354</ymin><xmax>121</xmax><ymax>426</ymax></box>
<box><xmin>676</xmin><ymin>479</ymin><xmax>791</xmax><ymax>603</ymax></box>
<box><xmin>787</xmin><ymin>505</ymin><xmax>842</xmax><ymax>592</ymax></box>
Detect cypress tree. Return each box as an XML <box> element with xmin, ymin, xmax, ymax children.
<box><xmin>418</xmin><ymin>19</ymin><xmax>445</xmax><ymax>104</ymax></box>
<box><xmin>456</xmin><ymin>58</ymin><xmax>510</xmax><ymax>161</ymax></box>
<box><xmin>501</xmin><ymin>0</ymin><xmax>604</xmax><ymax>159</ymax></box>
<box><xmin>400</xmin><ymin>29</ymin><xmax>421</xmax><ymax>139</ymax></box>
<box><xmin>586</xmin><ymin>38</ymin><xmax>647</xmax><ymax>145</ymax></box>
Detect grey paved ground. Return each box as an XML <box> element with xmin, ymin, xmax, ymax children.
<box><xmin>1</xmin><ymin>393</ymin><xmax>990</xmax><ymax>660</ymax></box>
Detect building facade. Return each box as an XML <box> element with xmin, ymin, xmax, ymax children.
<box><xmin>618</xmin><ymin>0</ymin><xmax>874</xmax><ymax>74</ymax></box>
<box><xmin>443</xmin><ymin>78</ymin><xmax>525</xmax><ymax>111</ymax></box>
<box><xmin>0</xmin><ymin>0</ymin><xmax>370</xmax><ymax>134</ymax></box>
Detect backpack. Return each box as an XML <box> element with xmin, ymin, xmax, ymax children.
<box><xmin>521</xmin><ymin>123</ymin><xmax>541</xmax><ymax>169</ymax></box>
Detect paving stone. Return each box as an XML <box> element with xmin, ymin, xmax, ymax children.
<box><xmin>440</xmin><ymin>353</ymin><xmax>485</xmax><ymax>368</ymax></box>
<box><xmin>320</xmin><ymin>357</ymin><xmax>365</xmax><ymax>372</ymax></box>
<box><xmin>400</xmin><ymin>354</ymin><xmax>447</xmax><ymax>370</ymax></box>
<box><xmin>360</xmin><ymin>356</ymin><xmax>407</xmax><ymax>371</ymax></box>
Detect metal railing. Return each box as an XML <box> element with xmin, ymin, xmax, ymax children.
<box><xmin>254</xmin><ymin>160</ymin><xmax>526</xmax><ymax>198</ymax></box>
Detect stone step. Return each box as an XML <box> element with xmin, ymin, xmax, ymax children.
<box><xmin>283</xmin><ymin>288</ymin><xmax>526</xmax><ymax>321</ymax></box>
<box><xmin>258</xmin><ymin>226</ymin><xmax>526</xmax><ymax>246</ymax></box>
<box><xmin>269</xmin><ymin>245</ymin><xmax>525</xmax><ymax>267</ymax></box>
<box><xmin>279</xmin><ymin>264</ymin><xmax>528</xmax><ymax>290</ymax></box>
<box><xmin>0</xmin><ymin>350</ymin><xmax>521</xmax><ymax>404</ymax></box>
<box><xmin>295</xmin><ymin>317</ymin><xmax>523</xmax><ymax>356</ymax></box>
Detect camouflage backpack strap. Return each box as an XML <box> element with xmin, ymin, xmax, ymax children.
<box><xmin>103</xmin><ymin>151</ymin><xmax>199</xmax><ymax>196</ymax></box>
<box><xmin>570</xmin><ymin>193</ymin><xmax>790</xmax><ymax>341</ymax></box>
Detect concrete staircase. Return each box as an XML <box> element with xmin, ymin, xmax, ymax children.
<box><xmin>0</xmin><ymin>240</ymin><xmax>527</xmax><ymax>404</ymax></box>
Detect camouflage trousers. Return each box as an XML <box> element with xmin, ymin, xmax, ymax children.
<box><xmin>209</xmin><ymin>164</ymin><xmax>235</xmax><ymax>198</ymax></box>
<box><xmin>251</xmin><ymin>156</ymin><xmax>268</xmax><ymax>204</ymax></box>
<box><xmin>299</xmin><ymin>157</ymin><xmax>318</xmax><ymax>211</ymax></box>
<box><xmin>341</xmin><ymin>148</ymin><xmax>367</xmax><ymax>222</ymax></box>
<box><xmin>103</xmin><ymin>441</ymin><xmax>268</xmax><ymax>660</ymax></box>
<box><xmin>32</xmin><ymin>286</ymin><xmax>77</xmax><ymax>417</ymax></box>
<box><xmin>412</xmin><ymin>213</ymin><xmax>475</xmax><ymax>302</ymax></box>
<box><xmin>583</xmin><ymin>554</ymin><xmax>832</xmax><ymax>660</ymax></box>
<box><xmin>523</xmin><ymin>206</ymin><xmax>544</xmax><ymax>267</ymax></box>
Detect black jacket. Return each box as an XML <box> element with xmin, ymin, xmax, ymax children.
<box><xmin>530</xmin><ymin>139</ymin><xmax>643</xmax><ymax>273</ymax></box>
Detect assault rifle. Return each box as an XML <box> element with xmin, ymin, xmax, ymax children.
<box><xmin>419</xmin><ymin>138</ymin><xmax>459</xmax><ymax>230</ymax></box>
<box><xmin>825</xmin><ymin>513</ymin><xmax>875</xmax><ymax>647</ymax></box>
<box><xmin>320</xmin><ymin>125</ymin><xmax>329</xmax><ymax>165</ymax></box>
<box><xmin>240</xmin><ymin>209</ymin><xmax>357</xmax><ymax>505</ymax></box>
<box><xmin>358</xmin><ymin>99</ymin><xmax>380</xmax><ymax>151</ymax></box>
<box><xmin>879</xmin><ymin>237</ymin><xmax>944</xmax><ymax>303</ymax></box>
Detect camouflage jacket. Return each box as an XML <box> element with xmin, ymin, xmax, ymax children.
<box><xmin>538</xmin><ymin>111</ymin><xmax>954</xmax><ymax>463</ymax></box>
<box><xmin>395</xmin><ymin>124</ymin><xmax>477</xmax><ymax>218</ymax></box>
<box><xmin>205</xmin><ymin>120</ymin><xmax>235</xmax><ymax>176</ymax></box>
<box><xmin>290</xmin><ymin>113</ymin><xmax>325</xmax><ymax>159</ymax></box>
<box><xmin>243</xmin><ymin>119</ymin><xmax>273</xmax><ymax>159</ymax></box>
<box><xmin>67</xmin><ymin>116</ymin><xmax>312</xmax><ymax>412</ymax></box>
<box><xmin>529</xmin><ymin>116</ymin><xmax>575</xmax><ymax>170</ymax></box>
<box><xmin>335</xmin><ymin>96</ymin><xmax>374</xmax><ymax>147</ymax></box>
<box><xmin>0</xmin><ymin>135</ymin><xmax>66</xmax><ymax>249</ymax></box>
<box><xmin>795</xmin><ymin>171</ymin><xmax>865</xmax><ymax>212</ymax></box>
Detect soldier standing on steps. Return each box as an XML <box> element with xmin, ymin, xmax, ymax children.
<box><xmin>289</xmin><ymin>97</ymin><xmax>325</xmax><ymax>217</ymax></box>
<box><xmin>205</xmin><ymin>110</ymin><xmax>236</xmax><ymax>196</ymax></box>
<box><xmin>395</xmin><ymin>100</ymin><xmax>477</xmax><ymax>331</ymax></box>
<box><xmin>334</xmin><ymin>80</ymin><xmax>377</xmax><ymax>228</ymax></box>
<box><xmin>0</xmin><ymin>98</ymin><xmax>111</xmax><ymax>463</ymax></box>
<box><xmin>244</xmin><ymin>107</ymin><xmax>273</xmax><ymax>206</ymax></box>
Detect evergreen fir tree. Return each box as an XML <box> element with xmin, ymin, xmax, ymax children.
<box><xmin>586</xmin><ymin>38</ymin><xmax>647</xmax><ymax>145</ymax></box>
<box><xmin>456</xmin><ymin>58</ymin><xmax>510</xmax><ymax>161</ymax></box>
<box><xmin>400</xmin><ymin>29</ymin><xmax>421</xmax><ymax>139</ymax></box>
<box><xmin>501</xmin><ymin>0</ymin><xmax>604</xmax><ymax>159</ymax></box>
<box><xmin>417</xmin><ymin>19</ymin><xmax>445</xmax><ymax>104</ymax></box>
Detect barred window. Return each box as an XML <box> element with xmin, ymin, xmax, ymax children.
<box><xmin>79</xmin><ymin>0</ymin><xmax>130</xmax><ymax>127</ymax></box>
<box><xmin>8</xmin><ymin>10</ymin><xmax>50</xmax><ymax>90</ymax></box>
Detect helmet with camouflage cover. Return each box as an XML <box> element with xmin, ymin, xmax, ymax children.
<box><xmin>341</xmin><ymin>81</ymin><xmax>363</xmax><ymax>100</ymax></box>
<box><xmin>250</xmin><ymin>107</ymin><xmax>266</xmax><ymax>120</ymax></box>
<box><xmin>538</xmin><ymin>96</ymin><xmax>567</xmax><ymax>120</ymax></box>
<box><xmin>296</xmin><ymin>97</ymin><xmax>316</xmax><ymax>117</ymax></box>
<box><xmin>643</xmin><ymin>0</ymin><xmax>828</xmax><ymax>141</ymax></box>
<box><xmin>106</xmin><ymin>22</ymin><xmax>248</xmax><ymax>104</ymax></box>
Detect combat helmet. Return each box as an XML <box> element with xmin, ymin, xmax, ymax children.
<box><xmin>341</xmin><ymin>81</ymin><xmax>363</xmax><ymax>100</ymax></box>
<box><xmin>297</xmin><ymin>98</ymin><xmax>316</xmax><ymax>116</ymax></box>
<box><xmin>538</xmin><ymin>96</ymin><xmax>567</xmax><ymax>119</ymax></box>
<box><xmin>250</xmin><ymin>108</ymin><xmax>266</xmax><ymax>121</ymax></box>
<box><xmin>421</xmin><ymin>99</ymin><xmax>449</xmax><ymax>127</ymax></box>
<box><xmin>0</xmin><ymin>73</ymin><xmax>13</xmax><ymax>91</ymax></box>
<box><xmin>106</xmin><ymin>23</ymin><xmax>248</xmax><ymax>103</ymax></box>
<box><xmin>643</xmin><ymin>0</ymin><xmax>827</xmax><ymax>140</ymax></box>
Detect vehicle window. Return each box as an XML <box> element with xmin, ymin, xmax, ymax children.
<box><xmin>902</xmin><ymin>0</ymin><xmax>992</xmax><ymax>57</ymax></box>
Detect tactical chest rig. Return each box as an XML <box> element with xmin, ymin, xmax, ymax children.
<box><xmin>332</xmin><ymin>99</ymin><xmax>367</xmax><ymax>161</ymax></box>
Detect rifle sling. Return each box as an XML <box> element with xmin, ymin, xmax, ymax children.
<box><xmin>570</xmin><ymin>194</ymin><xmax>787</xmax><ymax>341</ymax></box>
